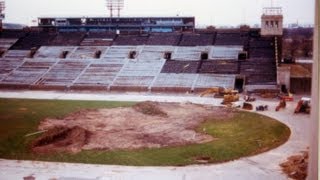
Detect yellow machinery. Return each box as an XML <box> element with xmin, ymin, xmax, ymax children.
<box><xmin>199</xmin><ymin>87</ymin><xmax>239</xmax><ymax>104</ymax></box>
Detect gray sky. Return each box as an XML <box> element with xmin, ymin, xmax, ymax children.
<box><xmin>4</xmin><ymin>0</ymin><xmax>315</xmax><ymax>27</ymax></box>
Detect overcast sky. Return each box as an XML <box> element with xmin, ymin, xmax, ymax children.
<box><xmin>4</xmin><ymin>0</ymin><xmax>315</xmax><ymax>27</ymax></box>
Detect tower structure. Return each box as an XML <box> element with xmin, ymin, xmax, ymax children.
<box><xmin>261</xmin><ymin>7</ymin><xmax>283</xmax><ymax>36</ymax></box>
<box><xmin>106</xmin><ymin>0</ymin><xmax>124</xmax><ymax>18</ymax></box>
<box><xmin>0</xmin><ymin>1</ymin><xmax>5</xmax><ymax>32</ymax></box>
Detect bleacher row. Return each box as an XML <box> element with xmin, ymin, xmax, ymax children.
<box><xmin>0</xmin><ymin>29</ymin><xmax>278</xmax><ymax>92</ymax></box>
<box><xmin>0</xmin><ymin>58</ymin><xmax>237</xmax><ymax>92</ymax></box>
<box><xmin>33</xmin><ymin>45</ymin><xmax>243</xmax><ymax>61</ymax></box>
<box><xmin>249</xmin><ymin>36</ymin><xmax>275</xmax><ymax>58</ymax></box>
<box><xmin>0</xmin><ymin>31</ymin><xmax>261</xmax><ymax>50</ymax></box>
<box><xmin>0</xmin><ymin>44</ymin><xmax>277</xmax><ymax>91</ymax></box>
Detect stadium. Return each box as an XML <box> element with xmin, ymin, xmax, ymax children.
<box><xmin>0</xmin><ymin>6</ymin><xmax>284</xmax><ymax>93</ymax></box>
<box><xmin>0</xmin><ymin>0</ymin><xmax>318</xmax><ymax>179</ymax></box>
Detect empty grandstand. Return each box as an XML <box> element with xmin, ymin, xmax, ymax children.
<box><xmin>0</xmin><ymin>33</ymin><xmax>278</xmax><ymax>93</ymax></box>
<box><xmin>0</xmin><ymin>7</ymin><xmax>283</xmax><ymax>93</ymax></box>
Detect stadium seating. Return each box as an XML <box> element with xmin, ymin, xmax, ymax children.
<box><xmin>35</xmin><ymin>60</ymin><xmax>90</xmax><ymax>88</ymax></box>
<box><xmin>0</xmin><ymin>28</ymin><xmax>279</xmax><ymax>92</ymax></box>
<box><xmin>113</xmin><ymin>35</ymin><xmax>149</xmax><ymax>45</ymax></box>
<box><xmin>210</xmin><ymin>46</ymin><xmax>243</xmax><ymax>60</ymax></box>
<box><xmin>151</xmin><ymin>73</ymin><xmax>197</xmax><ymax>92</ymax></box>
<box><xmin>240</xmin><ymin>58</ymin><xmax>277</xmax><ymax>85</ymax></box>
<box><xmin>138</xmin><ymin>46</ymin><xmax>174</xmax><ymax>60</ymax></box>
<box><xmin>72</xmin><ymin>60</ymin><xmax>124</xmax><ymax>90</ymax></box>
<box><xmin>179</xmin><ymin>33</ymin><xmax>214</xmax><ymax>46</ymax></box>
<box><xmin>48</xmin><ymin>32</ymin><xmax>85</xmax><ymax>46</ymax></box>
<box><xmin>215</xmin><ymin>32</ymin><xmax>248</xmax><ymax>46</ymax></box>
<box><xmin>1</xmin><ymin>58</ymin><xmax>57</xmax><ymax>86</ymax></box>
<box><xmin>103</xmin><ymin>46</ymin><xmax>137</xmax><ymax>62</ymax></box>
<box><xmin>147</xmin><ymin>33</ymin><xmax>182</xmax><ymax>46</ymax></box>
<box><xmin>35</xmin><ymin>46</ymin><xmax>77</xmax><ymax>59</ymax></box>
<box><xmin>172</xmin><ymin>46</ymin><xmax>208</xmax><ymax>61</ymax></box>
<box><xmin>10</xmin><ymin>32</ymin><xmax>56</xmax><ymax>50</ymax></box>
<box><xmin>0</xmin><ymin>30</ymin><xmax>26</xmax><ymax>39</ymax></box>
<box><xmin>69</xmin><ymin>46</ymin><xmax>108</xmax><ymax>59</ymax></box>
<box><xmin>3</xmin><ymin>50</ymin><xmax>31</xmax><ymax>59</ymax></box>
<box><xmin>199</xmin><ymin>60</ymin><xmax>239</xmax><ymax>74</ymax></box>
<box><xmin>161</xmin><ymin>60</ymin><xmax>200</xmax><ymax>73</ymax></box>
<box><xmin>193</xmin><ymin>74</ymin><xmax>236</xmax><ymax>92</ymax></box>
<box><xmin>0</xmin><ymin>39</ymin><xmax>18</xmax><ymax>51</ymax></box>
<box><xmin>80</xmin><ymin>32</ymin><xmax>116</xmax><ymax>46</ymax></box>
<box><xmin>0</xmin><ymin>57</ymin><xmax>25</xmax><ymax>81</ymax></box>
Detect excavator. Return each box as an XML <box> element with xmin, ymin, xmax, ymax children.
<box><xmin>200</xmin><ymin>87</ymin><xmax>224</xmax><ymax>97</ymax></box>
<box><xmin>199</xmin><ymin>87</ymin><xmax>239</xmax><ymax>104</ymax></box>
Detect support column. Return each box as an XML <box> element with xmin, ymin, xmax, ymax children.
<box><xmin>307</xmin><ymin>0</ymin><xmax>319</xmax><ymax>179</ymax></box>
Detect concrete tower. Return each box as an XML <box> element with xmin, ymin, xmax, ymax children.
<box><xmin>261</xmin><ymin>7</ymin><xmax>283</xmax><ymax>36</ymax></box>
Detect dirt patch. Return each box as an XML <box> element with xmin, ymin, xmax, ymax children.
<box><xmin>133</xmin><ymin>101</ymin><xmax>167</xmax><ymax>117</ymax></box>
<box><xmin>280</xmin><ymin>151</ymin><xmax>308</xmax><ymax>180</ymax></box>
<box><xmin>33</xmin><ymin>102</ymin><xmax>234</xmax><ymax>153</ymax></box>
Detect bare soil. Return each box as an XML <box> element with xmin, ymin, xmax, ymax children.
<box><xmin>33</xmin><ymin>102</ymin><xmax>234</xmax><ymax>153</ymax></box>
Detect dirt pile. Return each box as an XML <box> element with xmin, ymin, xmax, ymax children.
<box><xmin>280</xmin><ymin>151</ymin><xmax>308</xmax><ymax>180</ymax></box>
<box><xmin>32</xmin><ymin>126</ymin><xmax>89</xmax><ymax>154</ymax></box>
<box><xmin>32</xmin><ymin>102</ymin><xmax>234</xmax><ymax>153</ymax></box>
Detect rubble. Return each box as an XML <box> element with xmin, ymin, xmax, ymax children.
<box><xmin>280</xmin><ymin>151</ymin><xmax>308</xmax><ymax>180</ymax></box>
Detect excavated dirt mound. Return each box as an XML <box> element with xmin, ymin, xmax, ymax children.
<box><xmin>280</xmin><ymin>151</ymin><xmax>308</xmax><ymax>180</ymax></box>
<box><xmin>32</xmin><ymin>126</ymin><xmax>90</xmax><ymax>154</ymax></box>
<box><xmin>33</xmin><ymin>102</ymin><xmax>234</xmax><ymax>153</ymax></box>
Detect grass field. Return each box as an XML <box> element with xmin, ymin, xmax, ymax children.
<box><xmin>0</xmin><ymin>98</ymin><xmax>290</xmax><ymax>166</ymax></box>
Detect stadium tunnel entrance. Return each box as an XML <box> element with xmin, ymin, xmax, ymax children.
<box><xmin>235</xmin><ymin>76</ymin><xmax>245</xmax><ymax>93</ymax></box>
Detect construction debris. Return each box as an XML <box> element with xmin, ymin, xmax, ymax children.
<box><xmin>280</xmin><ymin>151</ymin><xmax>308</xmax><ymax>180</ymax></box>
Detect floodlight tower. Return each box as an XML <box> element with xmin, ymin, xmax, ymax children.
<box><xmin>0</xmin><ymin>1</ymin><xmax>5</xmax><ymax>32</ymax></box>
<box><xmin>106</xmin><ymin>0</ymin><xmax>124</xmax><ymax>18</ymax></box>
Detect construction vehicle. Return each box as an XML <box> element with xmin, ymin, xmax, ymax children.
<box><xmin>276</xmin><ymin>99</ymin><xmax>286</xmax><ymax>111</ymax></box>
<box><xmin>200</xmin><ymin>87</ymin><xmax>238</xmax><ymax>97</ymax></box>
<box><xmin>294</xmin><ymin>97</ymin><xmax>311</xmax><ymax>114</ymax></box>
<box><xmin>200</xmin><ymin>87</ymin><xmax>224</xmax><ymax>97</ymax></box>
<box><xmin>222</xmin><ymin>93</ymin><xmax>240</xmax><ymax>105</ymax></box>
<box><xmin>200</xmin><ymin>87</ymin><xmax>239</xmax><ymax>105</ymax></box>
